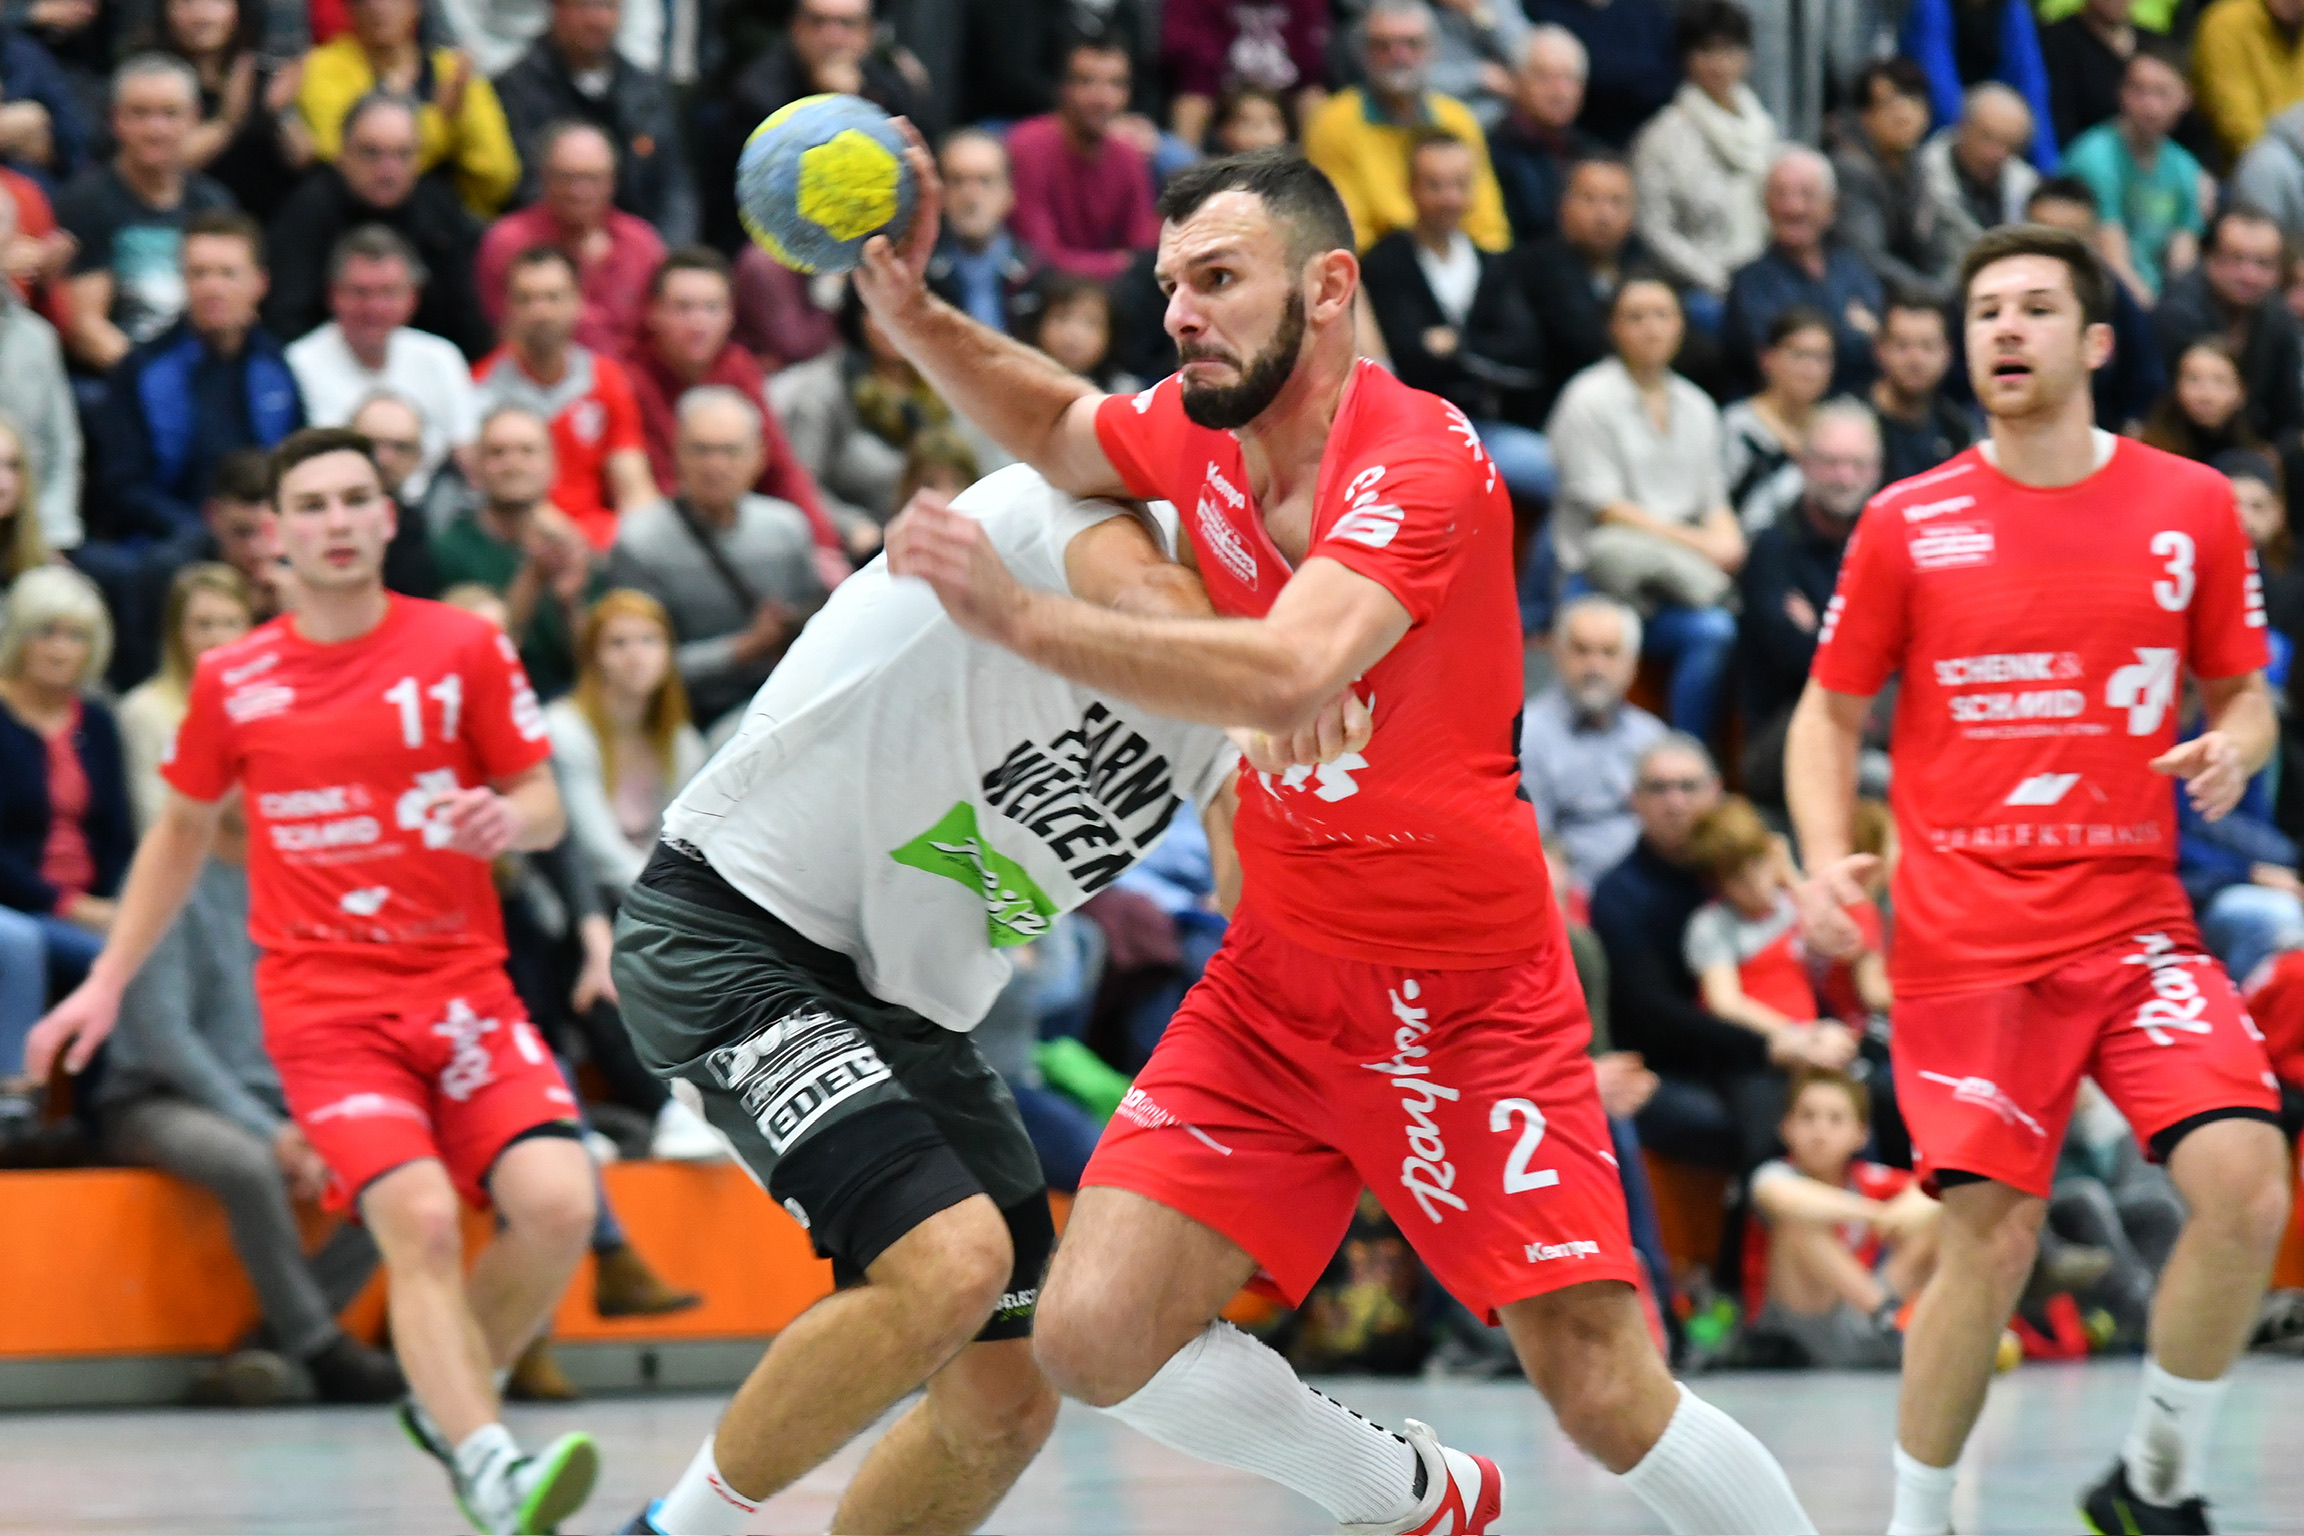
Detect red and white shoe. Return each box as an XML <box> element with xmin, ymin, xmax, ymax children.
<box><xmin>1341</xmin><ymin>1419</ymin><xmax>1505</xmax><ymax>1536</ymax></box>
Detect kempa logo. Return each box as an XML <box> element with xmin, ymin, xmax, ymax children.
<box><xmin>1525</xmin><ymin>1239</ymin><xmax>1600</xmax><ymax>1263</ymax></box>
<box><xmin>1901</xmin><ymin>494</ymin><xmax>1976</xmax><ymax>523</ymax></box>
<box><xmin>2004</xmin><ymin>772</ymin><xmax>2080</xmax><ymax>806</ymax></box>
<box><xmin>890</xmin><ymin>801</ymin><xmax>1058</xmax><ymax>946</ymax></box>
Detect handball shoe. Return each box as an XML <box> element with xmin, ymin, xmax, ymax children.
<box><xmin>2080</xmin><ymin>1460</ymin><xmax>2212</xmax><ymax>1534</ymax></box>
<box><xmin>458</xmin><ymin>1430</ymin><xmax>600</xmax><ymax>1535</ymax></box>
<box><xmin>1341</xmin><ymin>1419</ymin><xmax>1504</xmax><ymax>1535</ymax></box>
<box><xmin>619</xmin><ymin>1499</ymin><xmax>669</xmax><ymax>1533</ymax></box>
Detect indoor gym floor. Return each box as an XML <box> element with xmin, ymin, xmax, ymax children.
<box><xmin>4</xmin><ymin>1356</ymin><xmax>2301</xmax><ymax>1534</ymax></box>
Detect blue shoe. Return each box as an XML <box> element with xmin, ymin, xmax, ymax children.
<box><xmin>619</xmin><ymin>1498</ymin><xmax>668</xmax><ymax>1534</ymax></box>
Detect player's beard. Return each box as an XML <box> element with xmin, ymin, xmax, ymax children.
<box><xmin>1178</xmin><ymin>292</ymin><xmax>1307</xmax><ymax>431</ymax></box>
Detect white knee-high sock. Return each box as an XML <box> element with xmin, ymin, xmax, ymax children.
<box><xmin>1103</xmin><ymin>1321</ymin><xmax>1420</xmax><ymax>1526</ymax></box>
<box><xmin>2122</xmin><ymin>1359</ymin><xmax>2230</xmax><ymax>1504</ymax></box>
<box><xmin>1886</xmin><ymin>1444</ymin><xmax>1957</xmax><ymax>1536</ymax></box>
<box><xmin>653</xmin><ymin>1432</ymin><xmax>759</xmax><ymax>1536</ymax></box>
<box><xmin>1617</xmin><ymin>1383</ymin><xmax>1816</xmax><ymax>1535</ymax></box>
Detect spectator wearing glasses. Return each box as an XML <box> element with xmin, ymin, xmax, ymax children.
<box><xmin>347</xmin><ymin>389</ymin><xmax>445</xmax><ymax>597</ymax></box>
<box><xmin>925</xmin><ymin>129</ymin><xmax>1043</xmax><ymax>338</ymax></box>
<box><xmin>1005</xmin><ymin>36</ymin><xmax>1161</xmax><ymax>282</ymax></box>
<box><xmin>492</xmin><ymin>0</ymin><xmax>693</xmax><ymax>242</ymax></box>
<box><xmin>476</xmin><ymin>120</ymin><xmax>665</xmax><ymax>360</ymax></box>
<box><xmin>2155</xmin><ymin>202</ymin><xmax>2304</xmax><ymax>442</ymax></box>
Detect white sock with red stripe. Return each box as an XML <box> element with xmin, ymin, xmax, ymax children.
<box><xmin>1618</xmin><ymin>1383</ymin><xmax>1816</xmax><ymax>1535</ymax></box>
<box><xmin>1103</xmin><ymin>1321</ymin><xmax>1420</xmax><ymax>1525</ymax></box>
<box><xmin>653</xmin><ymin>1432</ymin><xmax>760</xmax><ymax>1536</ymax></box>
<box><xmin>2123</xmin><ymin>1358</ymin><xmax>2229</xmax><ymax>1504</ymax></box>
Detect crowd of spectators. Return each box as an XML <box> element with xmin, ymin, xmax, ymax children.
<box><xmin>8</xmin><ymin>0</ymin><xmax>2304</xmax><ymax>1390</ymax></box>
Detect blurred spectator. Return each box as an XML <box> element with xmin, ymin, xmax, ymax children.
<box><xmin>2041</xmin><ymin>0</ymin><xmax>2141</xmax><ymax>148</ymax></box>
<box><xmin>1683</xmin><ymin>796</ymin><xmax>1848</xmax><ymax>1057</ymax></box>
<box><xmin>1518</xmin><ymin>150</ymin><xmax>1648</xmax><ymax>387</ymax></box>
<box><xmin>1519</xmin><ymin>592</ymin><xmax>1666</xmax><ymax>893</ymax></box>
<box><xmin>2140</xmin><ymin>336</ymin><xmax>2259</xmax><ymax>462</ymax></box>
<box><xmin>2224</xmin><ymin>447</ymin><xmax>2304</xmax><ymax>642</ymax></box>
<box><xmin>0</xmin><ymin>198</ymin><xmax>78</xmax><ymax>554</ymax></box>
<box><xmin>2019</xmin><ymin>177</ymin><xmax>2164</xmax><ymax>431</ymax></box>
<box><xmin>1305</xmin><ymin>0</ymin><xmax>1510</xmax><ymax>252</ymax></box>
<box><xmin>1870</xmin><ymin>295</ymin><xmax>1973</xmax><ymax>486</ymax></box>
<box><xmin>2178</xmin><ymin>719</ymin><xmax>2304</xmax><ymax>986</ymax></box>
<box><xmin>1361</xmin><ymin>128</ymin><xmax>1549</xmax><ymax>499</ymax></box>
<box><xmin>284</xmin><ymin>223</ymin><xmax>478</xmax><ymax>499</ymax></box>
<box><xmin>1899</xmin><ymin>0</ymin><xmax>2057</xmax><ymax>171</ymax></box>
<box><xmin>1420</xmin><ymin>0</ymin><xmax>1535</xmax><ymax>131</ymax></box>
<box><xmin>1628</xmin><ymin>0</ymin><xmax>1776</xmax><ymax>309</ymax></box>
<box><xmin>436</xmin><ymin>0</ymin><xmax>658</xmax><ymax>80</ymax></box>
<box><xmin>894</xmin><ymin>427</ymin><xmax>981</xmax><ymax>505</ymax></box>
<box><xmin>55</xmin><ymin>53</ymin><xmax>232</xmax><ymax>375</ymax></box>
<box><xmin>730</xmin><ymin>242</ymin><xmax>835</xmax><ymax>370</ymax></box>
<box><xmin>0</xmin><ymin>565</ymin><xmax>128</xmax><ymax>1124</ymax></box>
<box><xmin>263</xmin><ymin>91</ymin><xmax>492</xmax><ymax>358</ymax></box>
<box><xmin>1588</xmin><ymin>735</ymin><xmax>1785</xmax><ymax>1172</ymax></box>
<box><xmin>493</xmin><ymin>0</ymin><xmax>693</xmax><ymax>242</ymax></box>
<box><xmin>545</xmin><ymin>587</ymin><xmax>704</xmax><ymax>899</ymax></box>
<box><xmin>608</xmin><ymin>385</ymin><xmax>826</xmax><ymax>729</ymax></box>
<box><xmin>1161</xmin><ymin>0</ymin><xmax>1327</xmax><ymax>148</ymax></box>
<box><xmin>153</xmin><ymin>0</ymin><xmax>311</xmax><ymax>223</ymax></box>
<box><xmin>0</xmin><ymin>15</ymin><xmax>87</xmax><ymax>187</ymax></box>
<box><xmin>1737</xmin><ymin>400</ymin><xmax>1878</xmax><ymax>745</ymax></box>
<box><xmin>0</xmin><ymin>161</ymin><xmax>71</xmax><ymax>306</ymax></box>
<box><xmin>926</xmin><ymin>128</ymin><xmax>1044</xmax><ymax>337</ymax></box>
<box><xmin>1918</xmin><ymin>83</ymin><xmax>2041</xmax><ymax>271</ymax></box>
<box><xmin>704</xmin><ymin>0</ymin><xmax>921</xmax><ymax>254</ymax></box>
<box><xmin>473</xmin><ymin>244</ymin><xmax>655</xmax><ymax>549</ymax></box>
<box><xmin>2062</xmin><ymin>47</ymin><xmax>2203</xmax><ymax>301</ymax></box>
<box><xmin>184</xmin><ymin>446</ymin><xmax>280</xmax><ymax>619</ymax></box>
<box><xmin>1721</xmin><ymin>304</ymin><xmax>1831</xmax><ymax>526</ymax></box>
<box><xmin>2155</xmin><ymin>203</ymin><xmax>2304</xmax><ymax>442</ymax></box>
<box><xmin>297</xmin><ymin>0</ymin><xmax>521</xmax><ymax>217</ymax></box>
<box><xmin>2192</xmin><ymin>0</ymin><xmax>2304</xmax><ymax>165</ymax></box>
<box><xmin>1832</xmin><ymin>56</ymin><xmax>1955</xmax><ymax>308</ymax></box>
<box><xmin>1744</xmin><ymin>1068</ymin><xmax>1935</xmax><ymax>1367</ymax></box>
<box><xmin>1725</xmin><ymin>147</ymin><xmax>1881</xmax><ymax>397</ymax></box>
<box><xmin>1006</xmin><ymin>36</ymin><xmax>1159</xmax><ymax>282</ymax></box>
<box><xmin>1488</xmin><ymin>24</ymin><xmax>1595</xmax><ymax>243</ymax></box>
<box><xmin>628</xmin><ymin>246</ymin><xmax>848</xmax><ymax>576</ymax></box>
<box><xmin>1745</xmin><ymin>0</ymin><xmax>1898</xmax><ymax>149</ymax></box>
<box><xmin>952</xmin><ymin>0</ymin><xmax>1153</xmax><ymax>127</ymax></box>
<box><xmin>1207</xmin><ymin>80</ymin><xmax>1296</xmax><ymax>155</ymax></box>
<box><xmin>476</xmin><ymin>120</ymin><xmax>663</xmax><ymax>358</ymax></box>
<box><xmin>0</xmin><ymin>416</ymin><xmax>45</xmax><ymax>592</ymax></box>
<box><xmin>1548</xmin><ymin>276</ymin><xmax>1741</xmax><ymax>741</ymax></box>
<box><xmin>102</xmin><ymin>560</ymin><xmax>407</xmax><ymax>1406</ymax></box>
<box><xmin>1522</xmin><ymin>0</ymin><xmax>1675</xmax><ymax>147</ymax></box>
<box><xmin>430</xmin><ymin>404</ymin><xmax>597</xmax><ymax>696</ymax></box>
<box><xmin>1025</xmin><ymin>270</ymin><xmax>1140</xmax><ymax>394</ymax></box>
<box><xmin>2235</xmin><ymin>103</ymin><xmax>2304</xmax><ymax>240</ymax></box>
<box><xmin>347</xmin><ymin>389</ymin><xmax>443</xmax><ymax>597</ymax></box>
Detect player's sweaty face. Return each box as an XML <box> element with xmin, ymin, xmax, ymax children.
<box><xmin>276</xmin><ymin>451</ymin><xmax>393</xmax><ymax>591</ymax></box>
<box><xmin>1156</xmin><ymin>192</ymin><xmax>1308</xmax><ymax>429</ymax></box>
<box><xmin>1964</xmin><ymin>256</ymin><xmax>2093</xmax><ymax>418</ymax></box>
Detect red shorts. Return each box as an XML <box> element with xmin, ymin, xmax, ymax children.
<box><xmin>266</xmin><ymin>971</ymin><xmax>578</xmax><ymax>1209</ymax></box>
<box><xmin>1083</xmin><ymin>909</ymin><xmax>1640</xmax><ymax>1321</ymax></box>
<box><xmin>1894</xmin><ymin>928</ymin><xmax>2281</xmax><ymax>1198</ymax></box>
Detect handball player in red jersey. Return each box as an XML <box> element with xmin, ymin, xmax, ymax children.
<box><xmin>851</xmin><ymin>139</ymin><xmax>1816</xmax><ymax>1535</ymax></box>
<box><xmin>1788</xmin><ymin>223</ymin><xmax>2292</xmax><ymax>1536</ymax></box>
<box><xmin>29</xmin><ymin>429</ymin><xmax>603</xmax><ymax>1536</ymax></box>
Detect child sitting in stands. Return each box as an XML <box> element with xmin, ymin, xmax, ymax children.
<box><xmin>1745</xmin><ymin>1067</ymin><xmax>1941</xmax><ymax>1367</ymax></box>
<box><xmin>1684</xmin><ymin>795</ymin><xmax>1859</xmax><ymax>1071</ymax></box>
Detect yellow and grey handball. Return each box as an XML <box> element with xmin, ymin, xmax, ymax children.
<box><xmin>736</xmin><ymin>93</ymin><xmax>920</xmax><ymax>275</ymax></box>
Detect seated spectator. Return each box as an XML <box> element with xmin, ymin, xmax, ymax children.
<box><xmin>0</xmin><ymin>415</ymin><xmax>47</xmax><ymax>594</ymax></box>
<box><xmin>1833</xmin><ymin>57</ymin><xmax>1956</xmax><ymax>309</ymax></box>
<box><xmin>491</xmin><ymin>0</ymin><xmax>690</xmax><ymax>242</ymax></box>
<box><xmin>1523</xmin><ymin>0</ymin><xmax>1675</xmax><ymax>147</ymax></box>
<box><xmin>1724</xmin><ymin>147</ymin><xmax>1882</xmax><ymax>397</ymax></box>
<box><xmin>1005</xmin><ymin>36</ymin><xmax>1160</xmax><ymax>282</ymax></box>
<box><xmin>1745</xmin><ymin>1068</ymin><xmax>1937</xmax><ymax>1367</ymax></box>
<box><xmin>101</xmin><ymin>561</ymin><xmax>405</xmax><ymax>1405</ymax></box>
<box><xmin>476</xmin><ymin>121</ymin><xmax>661</xmax><ymax>360</ymax></box>
<box><xmin>2192</xmin><ymin>0</ymin><xmax>2304</xmax><ymax>166</ymax></box>
<box><xmin>2040</xmin><ymin>0</ymin><xmax>2141</xmax><ymax>149</ymax></box>
<box><xmin>0</xmin><ymin>160</ymin><xmax>72</xmax><ymax>309</ymax></box>
<box><xmin>1207</xmin><ymin>81</ymin><xmax>1295</xmax><ymax>156</ymax></box>
<box><xmin>2154</xmin><ymin>203</ymin><xmax>2304</xmax><ymax>443</ymax></box>
<box><xmin>155</xmin><ymin>0</ymin><xmax>310</xmax><ymax>223</ymax></box>
<box><xmin>2019</xmin><ymin>177</ymin><xmax>2164</xmax><ymax>433</ymax></box>
<box><xmin>2140</xmin><ymin>337</ymin><xmax>2259</xmax><ymax>465</ymax></box>
<box><xmin>1918</xmin><ymin>83</ymin><xmax>2041</xmax><ymax>272</ymax></box>
<box><xmin>1026</xmin><ymin>271</ymin><xmax>1141</xmax><ymax>394</ymax></box>
<box><xmin>1900</xmin><ymin>0</ymin><xmax>2057</xmax><ymax>171</ymax></box>
<box><xmin>431</xmin><ymin>404</ymin><xmax>596</xmax><ymax>697</ymax></box>
<box><xmin>2237</xmin><ymin>101</ymin><xmax>2304</xmax><ymax>244</ymax></box>
<box><xmin>926</xmin><ymin>128</ymin><xmax>1044</xmax><ymax>337</ymax></box>
<box><xmin>1721</xmin><ymin>305</ymin><xmax>1832</xmax><ymax>526</ymax></box>
<box><xmin>628</xmin><ymin>246</ymin><xmax>849</xmax><ymax>573</ymax></box>
<box><xmin>344</xmin><ymin>390</ymin><xmax>442</xmax><ymax>597</ymax></box>
<box><xmin>0</xmin><ymin>565</ymin><xmax>128</xmax><ymax>1125</ymax></box>
<box><xmin>1518</xmin><ymin>151</ymin><xmax>1652</xmax><ymax>389</ymax></box>
<box><xmin>55</xmin><ymin>54</ymin><xmax>233</xmax><ymax>376</ymax></box>
<box><xmin>1628</xmin><ymin>0</ymin><xmax>1776</xmax><ymax>313</ymax></box>
<box><xmin>1549</xmin><ymin>276</ymin><xmax>1741</xmax><ymax>741</ymax></box>
<box><xmin>1684</xmin><ymin>796</ymin><xmax>1859</xmax><ymax>1057</ymax></box>
<box><xmin>608</xmin><ymin>386</ymin><xmax>826</xmax><ymax>729</ymax></box>
<box><xmin>185</xmin><ymin>446</ymin><xmax>281</xmax><ymax>620</ymax></box>
<box><xmin>285</xmin><ymin>224</ymin><xmax>478</xmax><ymax>500</ymax></box>
<box><xmin>1161</xmin><ymin>0</ymin><xmax>1326</xmax><ymax>149</ymax></box>
<box><xmin>2063</xmin><ymin>47</ymin><xmax>2203</xmax><ymax>304</ymax></box>
<box><xmin>297</xmin><ymin>0</ymin><xmax>520</xmax><ymax>218</ymax></box>
<box><xmin>1421</xmin><ymin>0</ymin><xmax>1535</xmax><ymax>130</ymax></box>
<box><xmin>1305</xmin><ymin>0</ymin><xmax>1510</xmax><ymax>253</ymax></box>
<box><xmin>2178</xmin><ymin>720</ymin><xmax>2304</xmax><ymax>987</ymax></box>
<box><xmin>731</xmin><ymin>242</ymin><xmax>836</xmax><ymax>372</ymax></box>
<box><xmin>2225</xmin><ymin>447</ymin><xmax>2304</xmax><ymax>643</ymax></box>
<box><xmin>263</xmin><ymin>91</ymin><xmax>491</xmax><ymax>358</ymax></box>
<box><xmin>1871</xmin><ymin>296</ymin><xmax>1973</xmax><ymax>486</ymax></box>
<box><xmin>545</xmin><ymin>588</ymin><xmax>705</xmax><ymax>899</ymax></box>
<box><xmin>895</xmin><ymin>428</ymin><xmax>981</xmax><ymax>505</ymax></box>
<box><xmin>473</xmin><ymin>244</ymin><xmax>656</xmax><ymax>550</ymax></box>
<box><xmin>1489</xmin><ymin>24</ymin><xmax>1597</xmax><ymax>243</ymax></box>
<box><xmin>0</xmin><ymin>194</ymin><xmax>77</xmax><ymax>556</ymax></box>
<box><xmin>1519</xmin><ymin>592</ymin><xmax>1666</xmax><ymax>893</ymax></box>
<box><xmin>1361</xmin><ymin>128</ymin><xmax>1549</xmax><ymax>501</ymax></box>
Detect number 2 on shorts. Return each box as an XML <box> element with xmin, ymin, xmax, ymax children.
<box><xmin>1491</xmin><ymin>1097</ymin><xmax>1560</xmax><ymax>1193</ymax></box>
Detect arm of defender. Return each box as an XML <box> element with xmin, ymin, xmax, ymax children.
<box><xmin>26</xmin><ymin>789</ymin><xmax>228</xmax><ymax>1075</ymax></box>
<box><xmin>2152</xmin><ymin>671</ymin><xmax>2276</xmax><ymax>822</ymax></box>
<box><xmin>1201</xmin><ymin>773</ymin><xmax>1242</xmax><ymax>919</ymax></box>
<box><xmin>1785</xmin><ymin>681</ymin><xmax>1881</xmax><ymax>956</ymax></box>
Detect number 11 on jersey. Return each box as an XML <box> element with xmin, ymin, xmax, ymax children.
<box><xmin>385</xmin><ymin>674</ymin><xmax>464</xmax><ymax>748</ymax></box>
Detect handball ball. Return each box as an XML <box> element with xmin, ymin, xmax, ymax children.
<box><xmin>737</xmin><ymin>93</ymin><xmax>918</xmax><ymax>276</ymax></box>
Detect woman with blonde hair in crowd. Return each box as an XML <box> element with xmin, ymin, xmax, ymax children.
<box><xmin>117</xmin><ymin>563</ymin><xmax>254</xmax><ymax>827</ymax></box>
<box><xmin>0</xmin><ymin>413</ymin><xmax>51</xmax><ymax>625</ymax></box>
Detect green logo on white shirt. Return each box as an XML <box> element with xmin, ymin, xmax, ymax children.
<box><xmin>889</xmin><ymin>801</ymin><xmax>1059</xmax><ymax>947</ymax></box>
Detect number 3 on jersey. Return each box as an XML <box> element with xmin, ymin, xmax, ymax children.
<box><xmin>385</xmin><ymin>674</ymin><xmax>464</xmax><ymax>747</ymax></box>
<box><xmin>2151</xmin><ymin>531</ymin><xmax>2195</xmax><ymax>612</ymax></box>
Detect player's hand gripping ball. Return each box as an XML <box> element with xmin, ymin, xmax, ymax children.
<box><xmin>737</xmin><ymin>93</ymin><xmax>918</xmax><ymax>275</ymax></box>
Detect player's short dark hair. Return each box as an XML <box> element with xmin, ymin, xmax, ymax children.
<box><xmin>1786</xmin><ymin>1066</ymin><xmax>1872</xmax><ymax>1128</ymax></box>
<box><xmin>1764</xmin><ymin>303</ymin><xmax>1834</xmax><ymax>349</ymax></box>
<box><xmin>1853</xmin><ymin>55</ymin><xmax>1929</xmax><ymax>111</ymax></box>
<box><xmin>507</xmin><ymin>243</ymin><xmax>579</xmax><ymax>289</ymax></box>
<box><xmin>268</xmin><ymin>427</ymin><xmax>381</xmax><ymax>504</ymax></box>
<box><xmin>648</xmin><ymin>243</ymin><xmax>731</xmax><ymax>300</ymax></box>
<box><xmin>1957</xmin><ymin>223</ymin><xmax>2115</xmax><ymax>329</ymax></box>
<box><xmin>1674</xmin><ymin>0</ymin><xmax>1752</xmax><ymax>57</ymax></box>
<box><xmin>208</xmin><ymin>447</ymin><xmax>273</xmax><ymax>506</ymax></box>
<box><xmin>1156</xmin><ymin>147</ymin><xmax>1354</xmax><ymax>268</ymax></box>
<box><xmin>2027</xmin><ymin>174</ymin><xmax>2099</xmax><ymax>218</ymax></box>
<box><xmin>184</xmin><ymin>207</ymin><xmax>266</xmax><ymax>270</ymax></box>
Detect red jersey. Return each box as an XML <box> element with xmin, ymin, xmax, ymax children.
<box><xmin>1743</xmin><ymin>1158</ymin><xmax>1913</xmax><ymax>1306</ymax></box>
<box><xmin>472</xmin><ymin>345</ymin><xmax>647</xmax><ymax>550</ymax></box>
<box><xmin>1093</xmin><ymin>363</ymin><xmax>1552</xmax><ymax>967</ymax></box>
<box><xmin>163</xmin><ymin>596</ymin><xmax>553</xmax><ymax>1011</ymax></box>
<box><xmin>1811</xmin><ymin>439</ymin><xmax>2268</xmax><ymax>997</ymax></box>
